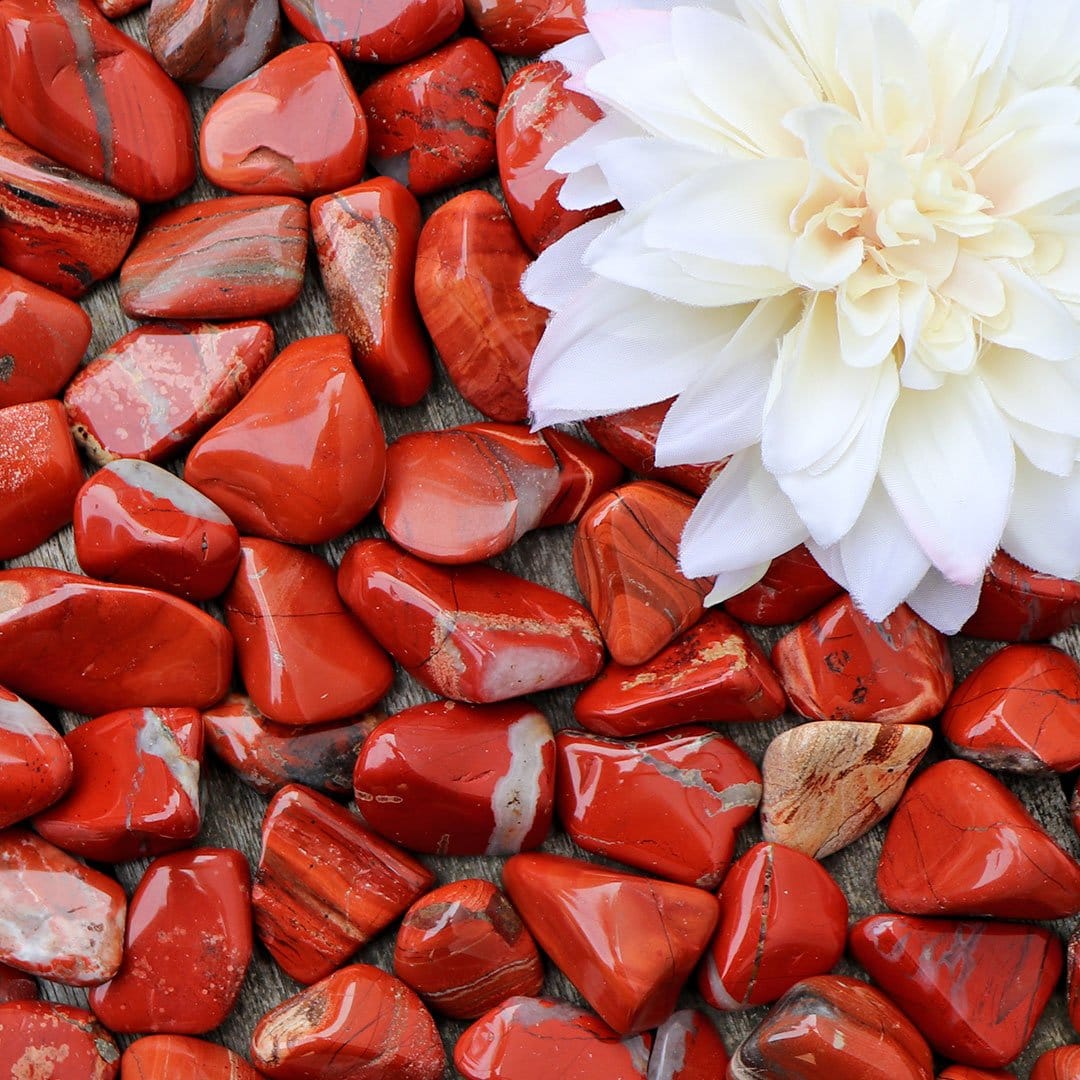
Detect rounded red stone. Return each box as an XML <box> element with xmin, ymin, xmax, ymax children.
<box><xmin>0</xmin><ymin>1001</ymin><xmax>119</xmax><ymax>1079</ymax></box>
<box><xmin>938</xmin><ymin>1070</ymin><xmax>1017</xmax><ymax>1080</ymax></box>
<box><xmin>649</xmin><ymin>1010</ymin><xmax>729</xmax><ymax>1080</ymax></box>
<box><xmin>121</xmin><ymin>1035</ymin><xmax>266</xmax><ymax>1080</ymax></box>
<box><xmin>964</xmin><ymin>550</ymin><xmax>1080</xmax><ymax>640</ymax></box>
<box><xmin>1032</xmin><ymin>1047</ymin><xmax>1080</xmax><ymax>1080</ymax></box>
<box><xmin>724</xmin><ymin>544</ymin><xmax>843</xmax><ymax>626</ymax></box>
<box><xmin>538</xmin><ymin>429</ymin><xmax>625</xmax><ymax>527</ymax></box>
<box><xmin>0</xmin><ymin>688</ymin><xmax>72</xmax><ymax>830</ymax></box>
<box><xmin>465</xmin><ymin>0</ymin><xmax>584</xmax><ymax>54</ymax></box>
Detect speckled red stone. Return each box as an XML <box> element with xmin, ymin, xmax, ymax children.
<box><xmin>0</xmin><ymin>1001</ymin><xmax>120</xmax><ymax>1079</ymax></box>
<box><xmin>964</xmin><ymin>550</ymin><xmax>1080</xmax><ymax>640</ymax></box>
<box><xmin>0</xmin><ymin>688</ymin><xmax>72</xmax><ymax>830</ymax></box>
<box><xmin>648</xmin><ymin>1010</ymin><xmax>729</xmax><ymax>1080</ymax></box>
<box><xmin>724</xmin><ymin>544</ymin><xmax>842</xmax><ymax>626</ymax></box>
<box><xmin>120</xmin><ymin>1035</ymin><xmax>267</xmax><ymax>1080</ymax></box>
<box><xmin>1030</xmin><ymin>1047</ymin><xmax>1080</xmax><ymax>1080</ymax></box>
<box><xmin>465</xmin><ymin>0</ymin><xmax>584</xmax><ymax>54</ymax></box>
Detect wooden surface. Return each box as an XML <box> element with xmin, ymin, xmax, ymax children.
<box><xmin>8</xmin><ymin>13</ymin><xmax>1079</xmax><ymax>1077</ymax></box>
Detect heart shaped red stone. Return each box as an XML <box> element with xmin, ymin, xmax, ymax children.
<box><xmin>0</xmin><ymin>688</ymin><xmax>72</xmax><ymax>830</ymax></box>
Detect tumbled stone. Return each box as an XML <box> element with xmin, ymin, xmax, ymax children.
<box><xmin>939</xmin><ymin>1070</ymin><xmax>1017</xmax><ymax>1080</ymax></box>
<box><xmin>0</xmin><ymin>1001</ymin><xmax>119</xmax><ymax>1079</ymax></box>
<box><xmin>724</xmin><ymin>544</ymin><xmax>843</xmax><ymax>625</ymax></box>
<box><xmin>121</xmin><ymin>1036</ymin><xmax>266</xmax><ymax>1080</ymax></box>
<box><xmin>964</xmin><ymin>550</ymin><xmax>1080</xmax><ymax>640</ymax></box>
<box><xmin>95</xmin><ymin>0</ymin><xmax>146</xmax><ymax>15</ymax></box>
<box><xmin>648</xmin><ymin>1010</ymin><xmax>728</xmax><ymax>1080</ymax></box>
<box><xmin>0</xmin><ymin>962</ymin><xmax>37</xmax><ymax>1003</ymax></box>
<box><xmin>0</xmin><ymin>688</ymin><xmax>72</xmax><ymax>830</ymax></box>
<box><xmin>1032</xmin><ymin>1048</ymin><xmax>1080</xmax><ymax>1080</ymax></box>
<box><xmin>465</xmin><ymin>0</ymin><xmax>584</xmax><ymax>54</ymax></box>
<box><xmin>538</xmin><ymin>430</ymin><xmax>624</xmax><ymax>527</ymax></box>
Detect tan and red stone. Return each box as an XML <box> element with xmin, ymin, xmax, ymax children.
<box><xmin>0</xmin><ymin>962</ymin><xmax>37</xmax><ymax>1003</ymax></box>
<box><xmin>878</xmin><ymin>758</ymin><xmax>1080</xmax><ymax>919</ymax></box>
<box><xmin>964</xmin><ymin>550</ymin><xmax>1080</xmax><ymax>640</ymax></box>
<box><xmin>1032</xmin><ymin>1049</ymin><xmax>1080</xmax><ymax>1080</ymax></box>
<box><xmin>555</xmin><ymin>725</ymin><xmax>760</xmax><ymax>889</ymax></box>
<box><xmin>89</xmin><ymin>849</ymin><xmax>251</xmax><ymax>1034</ymax></box>
<box><xmin>253</xmin><ymin>783</ymin><xmax>434</xmax><ymax>984</ymax></box>
<box><xmin>200</xmin><ymin>44</ymin><xmax>368</xmax><ymax>197</ymax></box>
<box><xmin>725</xmin><ymin>544</ymin><xmax>843</xmax><ymax>625</ymax></box>
<box><xmin>465</xmin><ymin>0</ymin><xmax>584</xmax><ymax>54</ymax></box>
<box><xmin>538</xmin><ymin>430</ymin><xmax>624</xmax><ymax>527</ymax></box>
<box><xmin>0</xmin><ymin>1001</ymin><xmax>119</xmax><ymax>1079</ymax></box>
<box><xmin>354</xmin><ymin>700</ymin><xmax>555</xmax><ymax>855</ymax></box>
<box><xmin>251</xmin><ymin>963</ymin><xmax>445</xmax><ymax>1080</ymax></box>
<box><xmin>0</xmin><ymin>829</ymin><xmax>126</xmax><ymax>986</ymax></box>
<box><xmin>502</xmin><ymin>852</ymin><xmax>719</xmax><ymax>1035</ymax></box>
<box><xmin>0</xmin><ymin>568</ymin><xmax>233</xmax><ymax>714</ymax></box>
<box><xmin>121</xmin><ymin>1036</ymin><xmax>266</xmax><ymax>1080</ymax></box>
<box><xmin>648</xmin><ymin>1010</ymin><xmax>729</xmax><ymax>1080</ymax></box>
<box><xmin>393</xmin><ymin>878</ymin><xmax>544</xmax><ymax>1019</ymax></box>
<box><xmin>310</xmin><ymin>178</ymin><xmax>432</xmax><ymax>406</ymax></box>
<box><xmin>338</xmin><ymin>539</ymin><xmax>604</xmax><ymax>702</ymax></box>
<box><xmin>0</xmin><ymin>688</ymin><xmax>72</xmax><ymax>830</ymax></box>
<box><xmin>64</xmin><ymin>320</ymin><xmax>275</xmax><ymax>465</ymax></box>
<box><xmin>360</xmin><ymin>39</ymin><xmax>503</xmax><ymax>197</ymax></box>
<box><xmin>850</xmin><ymin>913</ymin><xmax>1061</xmax><ymax>1069</ymax></box>
<box><xmin>0</xmin><ymin>0</ymin><xmax>194</xmax><ymax>202</ymax></box>
<box><xmin>185</xmin><ymin>335</ymin><xmax>386</xmax><ymax>545</ymax></box>
<box><xmin>573</xmin><ymin>609</ymin><xmax>786</xmax><ymax>736</ymax></box>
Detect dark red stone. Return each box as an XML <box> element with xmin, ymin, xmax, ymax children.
<box><xmin>465</xmin><ymin>0</ymin><xmax>584</xmax><ymax>54</ymax></box>
<box><xmin>964</xmin><ymin>550</ymin><xmax>1080</xmax><ymax>640</ymax></box>
<box><xmin>0</xmin><ymin>961</ymin><xmax>36</xmax><ymax>1003</ymax></box>
<box><xmin>0</xmin><ymin>687</ymin><xmax>72</xmax><ymax>830</ymax></box>
<box><xmin>0</xmin><ymin>1001</ymin><xmax>119</xmax><ymax>1079</ymax></box>
<box><xmin>538</xmin><ymin>430</ymin><xmax>624</xmax><ymax>527</ymax></box>
<box><xmin>1032</xmin><ymin>1049</ymin><xmax>1080</xmax><ymax>1080</ymax></box>
<box><xmin>725</xmin><ymin>544</ymin><xmax>842</xmax><ymax>625</ymax></box>
<box><xmin>648</xmin><ymin>1010</ymin><xmax>729</xmax><ymax>1080</ymax></box>
<box><xmin>121</xmin><ymin>1036</ymin><xmax>266</xmax><ymax>1080</ymax></box>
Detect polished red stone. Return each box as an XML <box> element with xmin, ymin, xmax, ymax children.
<box><xmin>360</xmin><ymin>39</ymin><xmax>503</xmax><ymax>197</ymax></box>
<box><xmin>0</xmin><ymin>568</ymin><xmax>233</xmax><ymax>714</ymax></box>
<box><xmin>185</xmin><ymin>335</ymin><xmax>386</xmax><ymax>544</ymax></box>
<box><xmin>354</xmin><ymin>700</ymin><xmax>554</xmax><ymax>855</ymax></box>
<box><xmin>89</xmin><ymin>849</ymin><xmax>251</xmax><ymax>1034</ymax></box>
<box><xmin>120</xmin><ymin>196</ymin><xmax>307</xmax><ymax>320</ymax></box>
<box><xmin>201</xmin><ymin>44</ymin><xmax>367</xmax><ymax>196</ymax></box>
<box><xmin>0</xmin><ymin>961</ymin><xmax>37</xmax><ymax>1003</ymax></box>
<box><xmin>310</xmin><ymin>178</ymin><xmax>431</xmax><ymax>406</ymax></box>
<box><xmin>454</xmin><ymin>997</ymin><xmax>650</xmax><ymax>1080</ymax></box>
<box><xmin>556</xmin><ymin>725</ymin><xmax>760</xmax><ymax>888</ymax></box>
<box><xmin>0</xmin><ymin>688</ymin><xmax>72</xmax><ymax>830</ymax></box>
<box><xmin>502</xmin><ymin>852</ymin><xmax>719</xmax><ymax>1035</ymax></box>
<box><xmin>414</xmin><ymin>190</ymin><xmax>545</xmax><ymax>421</ymax></box>
<box><xmin>0</xmin><ymin>1002</ymin><xmax>119</xmax><ymax>1079</ymax></box>
<box><xmin>850</xmin><ymin>913</ymin><xmax>1061</xmax><ymax>1068</ymax></box>
<box><xmin>728</xmin><ymin>975</ymin><xmax>934</xmax><ymax>1080</ymax></box>
<box><xmin>648</xmin><ymin>1010</ymin><xmax>728</xmax><ymax>1080</ymax></box>
<box><xmin>203</xmin><ymin>693</ymin><xmax>381</xmax><ymax>796</ymax></box>
<box><xmin>0</xmin><ymin>829</ymin><xmax>126</xmax><ymax>985</ymax></box>
<box><xmin>253</xmin><ymin>783</ymin><xmax>434</xmax><ymax>984</ymax></box>
<box><xmin>1033</xmin><ymin>1048</ymin><xmax>1080</xmax><ymax>1080</ymax></box>
<box><xmin>878</xmin><ymin>758</ymin><xmax>1080</xmax><ymax>918</ymax></box>
<box><xmin>538</xmin><ymin>430</ymin><xmax>624</xmax><ymax>527</ymax></box>
<box><xmin>0</xmin><ymin>400</ymin><xmax>83</xmax><ymax>561</ymax></box>
<box><xmin>574</xmin><ymin>610</ymin><xmax>786</xmax><ymax>736</ymax></box>
<box><xmin>251</xmin><ymin>963</ymin><xmax>445</xmax><ymax>1080</ymax></box>
<box><xmin>338</xmin><ymin>539</ymin><xmax>604</xmax><ymax>702</ymax></box>
<box><xmin>393</xmin><ymin>878</ymin><xmax>543</xmax><ymax>1019</ymax></box>
<box><xmin>725</xmin><ymin>544</ymin><xmax>843</xmax><ymax>625</ymax></box>
<box><xmin>465</xmin><ymin>0</ymin><xmax>584</xmax><ymax>54</ymax></box>
<box><xmin>773</xmin><ymin>594</ymin><xmax>953</xmax><ymax>723</ymax></box>
<box><xmin>938</xmin><ymin>1070</ymin><xmax>1017</xmax><ymax>1080</ymax></box>
<box><xmin>121</xmin><ymin>1036</ymin><xmax>266</xmax><ymax>1080</ymax></box>
<box><xmin>95</xmin><ymin>0</ymin><xmax>147</xmax><ymax>15</ymax></box>
<box><xmin>64</xmin><ymin>320</ymin><xmax>275</xmax><ymax>465</ymax></box>
<box><xmin>33</xmin><ymin>707</ymin><xmax>202</xmax><ymax>863</ymax></box>
<box><xmin>0</xmin><ymin>0</ymin><xmax>194</xmax><ymax>202</ymax></box>
<box><xmin>964</xmin><ymin>550</ymin><xmax>1080</xmax><ymax>640</ymax></box>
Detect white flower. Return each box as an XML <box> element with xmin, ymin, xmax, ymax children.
<box><xmin>525</xmin><ymin>0</ymin><xmax>1080</xmax><ymax>632</ymax></box>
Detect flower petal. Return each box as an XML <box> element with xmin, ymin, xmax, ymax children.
<box><xmin>906</xmin><ymin>568</ymin><xmax>983</xmax><ymax>634</ymax></box>
<box><xmin>521</xmin><ymin>216</ymin><xmax>614</xmax><ymax>314</ymax></box>
<box><xmin>1003</xmin><ymin>455</ymin><xmax>1080</xmax><ymax>578</ymax></box>
<box><xmin>703</xmin><ymin>562</ymin><xmax>772</xmax><ymax>606</ymax></box>
<box><xmin>979</xmin><ymin>346</ymin><xmax>1080</xmax><ymax>438</ymax></box>
<box><xmin>592</xmin><ymin>136</ymin><xmax>721</xmax><ymax>211</ymax></box>
<box><xmin>972</xmin><ymin>125</ymin><xmax>1080</xmax><ymax>217</ymax></box>
<box><xmin>980</xmin><ymin>262</ymin><xmax>1080</xmax><ymax>360</ymax></box>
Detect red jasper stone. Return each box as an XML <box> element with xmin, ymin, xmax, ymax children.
<box><xmin>310</xmin><ymin>178</ymin><xmax>431</xmax><ymax>406</ymax></box>
<box><xmin>0</xmin><ymin>568</ymin><xmax>233</xmax><ymax>714</ymax></box>
<box><xmin>393</xmin><ymin>878</ymin><xmax>543</xmax><ymax>1019</ymax></box>
<box><xmin>354</xmin><ymin>700</ymin><xmax>555</xmax><ymax>855</ymax></box>
<box><xmin>95</xmin><ymin>0</ymin><xmax>146</xmax><ymax>15</ymax></box>
<box><xmin>878</xmin><ymin>758</ymin><xmax>1080</xmax><ymax>918</ymax></box>
<box><xmin>939</xmin><ymin>1070</ymin><xmax>1017</xmax><ymax>1080</ymax></box>
<box><xmin>0</xmin><ymin>688</ymin><xmax>72</xmax><ymax>830</ymax></box>
<box><xmin>0</xmin><ymin>1002</ymin><xmax>119</xmax><ymax>1079</ymax></box>
<box><xmin>850</xmin><ymin>913</ymin><xmax>1061</xmax><ymax>1068</ymax></box>
<box><xmin>0</xmin><ymin>0</ymin><xmax>194</xmax><ymax>202</ymax></box>
<box><xmin>574</xmin><ymin>609</ymin><xmax>786</xmax><ymax>736</ymax></box>
<box><xmin>538</xmin><ymin>429</ymin><xmax>624</xmax><ymax>527</ymax></box>
<box><xmin>1072</xmin><ymin>931</ymin><xmax>1080</xmax><ymax>1042</ymax></box>
<box><xmin>89</xmin><ymin>849</ymin><xmax>252</xmax><ymax>1034</ymax></box>
<box><xmin>555</xmin><ymin>725</ymin><xmax>760</xmax><ymax>889</ymax></box>
<box><xmin>1033</xmin><ymin>1048</ymin><xmax>1080</xmax><ymax>1080</ymax></box>
<box><xmin>496</xmin><ymin>61</ymin><xmax>615</xmax><ymax>254</ymax></box>
<box><xmin>942</xmin><ymin>644</ymin><xmax>1080</xmax><ymax>773</ymax></box>
<box><xmin>253</xmin><ymin>784</ymin><xmax>433</xmax><ymax>984</ymax></box>
<box><xmin>728</xmin><ymin>975</ymin><xmax>934</xmax><ymax>1080</ymax></box>
<box><xmin>338</xmin><ymin>539</ymin><xmax>604</xmax><ymax>702</ymax></box>
<box><xmin>454</xmin><ymin>997</ymin><xmax>651</xmax><ymax>1080</ymax></box>
<box><xmin>185</xmin><ymin>335</ymin><xmax>386</xmax><ymax>544</ymax></box>
<box><xmin>120</xmin><ymin>197</ymin><xmax>307</xmax><ymax>320</ymax></box>
<box><xmin>0</xmin><ymin>127</ymin><xmax>139</xmax><ymax>299</ymax></box>
<box><xmin>648</xmin><ymin>1010</ymin><xmax>729</xmax><ymax>1080</ymax></box>
<box><xmin>773</xmin><ymin>593</ymin><xmax>953</xmax><ymax>723</ymax></box>
<box><xmin>33</xmin><ymin>707</ymin><xmax>202</xmax><ymax>863</ymax></box>
<box><xmin>203</xmin><ymin>693</ymin><xmax>381</xmax><ymax>796</ymax></box>
<box><xmin>251</xmin><ymin>963</ymin><xmax>445</xmax><ymax>1080</ymax></box>
<box><xmin>502</xmin><ymin>852</ymin><xmax>719</xmax><ymax>1035</ymax></box>
<box><xmin>0</xmin><ymin>829</ymin><xmax>126</xmax><ymax>985</ymax></box>
<box><xmin>465</xmin><ymin>0</ymin><xmax>584</xmax><ymax>54</ymax></box>
<box><xmin>414</xmin><ymin>190</ymin><xmax>545</xmax><ymax>421</ymax></box>
<box><xmin>73</xmin><ymin>460</ymin><xmax>240</xmax><ymax>601</ymax></box>
<box><xmin>0</xmin><ymin>961</ymin><xmax>36</xmax><ymax>1003</ymax></box>
<box><xmin>121</xmin><ymin>1036</ymin><xmax>266</xmax><ymax>1080</ymax></box>
<box><xmin>360</xmin><ymin>39</ymin><xmax>503</xmax><ymax>197</ymax></box>
<box><xmin>964</xmin><ymin>550</ymin><xmax>1080</xmax><ymax>640</ymax></box>
<box><xmin>0</xmin><ymin>400</ymin><xmax>83</xmax><ymax>561</ymax></box>
<box><xmin>725</xmin><ymin>544</ymin><xmax>842</xmax><ymax>626</ymax></box>
<box><xmin>226</xmin><ymin>538</ymin><xmax>393</xmax><ymax>725</ymax></box>
<box><xmin>200</xmin><ymin>44</ymin><xmax>367</xmax><ymax>197</ymax></box>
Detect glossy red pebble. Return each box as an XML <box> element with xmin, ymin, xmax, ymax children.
<box><xmin>648</xmin><ymin>1009</ymin><xmax>729</xmax><ymax>1080</ymax></box>
<box><xmin>0</xmin><ymin>829</ymin><xmax>126</xmax><ymax>985</ymax></box>
<box><xmin>773</xmin><ymin>593</ymin><xmax>953</xmax><ymax>723</ymax></box>
<box><xmin>0</xmin><ymin>688</ymin><xmax>72</xmax><ymax>830</ymax></box>
<box><xmin>393</xmin><ymin>878</ymin><xmax>544</xmax><ymax>1019</ymax></box>
<box><xmin>556</xmin><ymin>725</ymin><xmax>760</xmax><ymax>888</ymax></box>
<box><xmin>253</xmin><ymin>784</ymin><xmax>434</xmax><ymax>984</ymax></box>
<box><xmin>538</xmin><ymin>429</ymin><xmax>624</xmax><ymax>526</ymax></box>
<box><xmin>938</xmin><ymin>1070</ymin><xmax>1017</xmax><ymax>1080</ymax></box>
<box><xmin>0</xmin><ymin>1001</ymin><xmax>119</xmax><ymax>1079</ymax></box>
<box><xmin>1031</xmin><ymin>1047</ymin><xmax>1080</xmax><ymax>1080</ymax></box>
<box><xmin>354</xmin><ymin>700</ymin><xmax>554</xmax><ymax>855</ymax></box>
<box><xmin>724</xmin><ymin>544</ymin><xmax>842</xmax><ymax>625</ymax></box>
<box><xmin>0</xmin><ymin>0</ymin><xmax>194</xmax><ymax>202</ymax></box>
<box><xmin>360</xmin><ymin>39</ymin><xmax>504</xmax><ymax>196</ymax></box>
<box><xmin>878</xmin><ymin>758</ymin><xmax>1080</xmax><ymax>918</ymax></box>
<box><xmin>0</xmin><ymin>960</ymin><xmax>36</xmax><ymax>1002</ymax></box>
<box><xmin>502</xmin><ymin>852</ymin><xmax>719</xmax><ymax>1035</ymax></box>
<box><xmin>338</xmin><ymin>538</ymin><xmax>604</xmax><ymax>702</ymax></box>
<box><xmin>121</xmin><ymin>1035</ymin><xmax>267</xmax><ymax>1079</ymax></box>
<box><xmin>250</xmin><ymin>963</ymin><xmax>445</xmax><ymax>1080</ymax></box>
<box><xmin>64</xmin><ymin>320</ymin><xmax>275</xmax><ymax>465</ymax></box>
<box><xmin>89</xmin><ymin>849</ymin><xmax>252</xmax><ymax>1034</ymax></box>
<box><xmin>964</xmin><ymin>550</ymin><xmax>1080</xmax><ymax>640</ymax></box>
<box><xmin>850</xmin><ymin>913</ymin><xmax>1061</xmax><ymax>1069</ymax></box>
<box><xmin>465</xmin><ymin>0</ymin><xmax>584</xmax><ymax>54</ymax></box>
<box><xmin>95</xmin><ymin>0</ymin><xmax>147</xmax><ymax>17</ymax></box>
<box><xmin>185</xmin><ymin>335</ymin><xmax>386</xmax><ymax>544</ymax></box>
<box><xmin>0</xmin><ymin>568</ymin><xmax>233</xmax><ymax>714</ymax></box>
<box><xmin>200</xmin><ymin>44</ymin><xmax>367</xmax><ymax>196</ymax></box>
<box><xmin>310</xmin><ymin>178</ymin><xmax>431</xmax><ymax>405</ymax></box>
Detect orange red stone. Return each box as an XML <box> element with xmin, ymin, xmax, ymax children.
<box><xmin>0</xmin><ymin>1001</ymin><xmax>120</xmax><ymax>1079</ymax></box>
